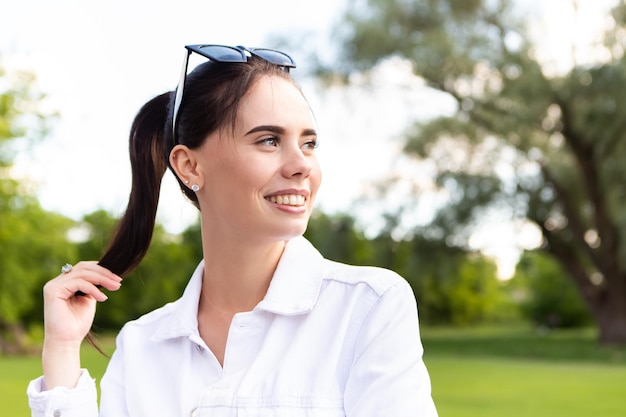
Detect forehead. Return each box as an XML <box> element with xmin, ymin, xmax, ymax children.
<box><xmin>235</xmin><ymin>76</ymin><xmax>314</xmax><ymax>130</ymax></box>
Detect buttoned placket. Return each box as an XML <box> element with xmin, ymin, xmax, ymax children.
<box><xmin>191</xmin><ymin>310</ymin><xmax>268</xmax><ymax>417</ymax></box>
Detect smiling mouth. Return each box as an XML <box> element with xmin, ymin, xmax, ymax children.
<box><xmin>266</xmin><ymin>194</ymin><xmax>306</xmax><ymax>206</ymax></box>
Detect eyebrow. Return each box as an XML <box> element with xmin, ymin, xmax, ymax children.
<box><xmin>245</xmin><ymin>125</ymin><xmax>317</xmax><ymax>137</ymax></box>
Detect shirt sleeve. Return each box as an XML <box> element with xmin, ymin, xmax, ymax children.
<box><xmin>344</xmin><ymin>278</ymin><xmax>438</xmax><ymax>416</ymax></box>
<box><xmin>27</xmin><ymin>370</ymin><xmax>99</xmax><ymax>417</ymax></box>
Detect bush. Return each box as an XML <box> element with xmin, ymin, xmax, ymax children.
<box><xmin>513</xmin><ymin>251</ymin><xmax>593</xmax><ymax>328</ymax></box>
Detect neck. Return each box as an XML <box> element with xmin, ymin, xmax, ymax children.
<box><xmin>200</xmin><ymin>237</ymin><xmax>286</xmax><ymax>314</ymax></box>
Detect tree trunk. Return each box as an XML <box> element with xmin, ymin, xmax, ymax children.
<box><xmin>0</xmin><ymin>321</ymin><xmax>29</xmax><ymax>355</ymax></box>
<box><xmin>597</xmin><ymin>314</ymin><xmax>626</xmax><ymax>345</ymax></box>
<box><xmin>595</xmin><ymin>277</ymin><xmax>626</xmax><ymax>345</ymax></box>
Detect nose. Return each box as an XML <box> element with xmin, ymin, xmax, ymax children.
<box><xmin>281</xmin><ymin>142</ymin><xmax>314</xmax><ymax>179</ymax></box>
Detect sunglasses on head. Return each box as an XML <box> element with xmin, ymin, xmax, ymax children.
<box><xmin>171</xmin><ymin>44</ymin><xmax>297</xmax><ymax>145</ymax></box>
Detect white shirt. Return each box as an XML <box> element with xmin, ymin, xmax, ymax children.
<box><xmin>28</xmin><ymin>236</ymin><xmax>438</xmax><ymax>416</ymax></box>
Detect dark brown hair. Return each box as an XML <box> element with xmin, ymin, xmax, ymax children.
<box><xmin>98</xmin><ymin>57</ymin><xmax>294</xmax><ymax>277</ymax></box>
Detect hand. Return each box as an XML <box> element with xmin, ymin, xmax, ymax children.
<box><xmin>41</xmin><ymin>261</ymin><xmax>122</xmax><ymax>389</ymax></box>
<box><xmin>43</xmin><ymin>261</ymin><xmax>122</xmax><ymax>345</ymax></box>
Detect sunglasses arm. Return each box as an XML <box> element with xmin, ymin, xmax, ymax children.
<box><xmin>172</xmin><ymin>48</ymin><xmax>192</xmax><ymax>142</ymax></box>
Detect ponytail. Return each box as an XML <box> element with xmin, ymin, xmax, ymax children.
<box><xmin>98</xmin><ymin>92</ymin><xmax>171</xmax><ymax>277</ymax></box>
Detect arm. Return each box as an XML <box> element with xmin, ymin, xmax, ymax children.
<box><xmin>42</xmin><ymin>261</ymin><xmax>121</xmax><ymax>388</ymax></box>
<box><xmin>27</xmin><ymin>261</ymin><xmax>122</xmax><ymax>417</ymax></box>
<box><xmin>344</xmin><ymin>279</ymin><xmax>438</xmax><ymax>416</ymax></box>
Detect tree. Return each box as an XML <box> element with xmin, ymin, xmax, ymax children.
<box><xmin>514</xmin><ymin>250</ymin><xmax>593</xmax><ymax>328</ymax></box>
<box><xmin>304</xmin><ymin>210</ymin><xmax>375</xmax><ymax>266</ymax></box>
<box><xmin>0</xmin><ymin>60</ymin><xmax>71</xmax><ymax>353</ymax></box>
<box><xmin>379</xmin><ymin>233</ymin><xmax>503</xmax><ymax>326</ymax></box>
<box><xmin>330</xmin><ymin>0</ymin><xmax>626</xmax><ymax>344</ymax></box>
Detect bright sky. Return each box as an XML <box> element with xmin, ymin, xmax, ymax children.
<box><xmin>0</xmin><ymin>0</ymin><xmax>340</xmax><ymax>228</ymax></box>
<box><xmin>1</xmin><ymin>0</ymin><xmax>617</xmax><ymax>277</ymax></box>
<box><xmin>3</xmin><ymin>0</ymin><xmax>446</xmax><ymax>232</ymax></box>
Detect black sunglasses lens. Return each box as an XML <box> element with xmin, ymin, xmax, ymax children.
<box><xmin>197</xmin><ymin>45</ymin><xmax>246</xmax><ymax>62</ymax></box>
<box><xmin>251</xmin><ymin>49</ymin><xmax>296</xmax><ymax>67</ymax></box>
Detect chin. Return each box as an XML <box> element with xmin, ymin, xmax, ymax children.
<box><xmin>269</xmin><ymin>224</ymin><xmax>308</xmax><ymax>242</ymax></box>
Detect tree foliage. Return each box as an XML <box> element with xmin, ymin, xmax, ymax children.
<box><xmin>332</xmin><ymin>0</ymin><xmax>626</xmax><ymax>344</ymax></box>
<box><xmin>514</xmin><ymin>250</ymin><xmax>593</xmax><ymax>328</ymax></box>
<box><xmin>0</xmin><ymin>61</ymin><xmax>69</xmax><ymax>353</ymax></box>
<box><xmin>0</xmin><ymin>65</ymin><xmax>51</xmax><ymax>167</ymax></box>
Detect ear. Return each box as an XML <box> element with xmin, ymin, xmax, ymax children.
<box><xmin>169</xmin><ymin>145</ymin><xmax>204</xmax><ymax>189</ymax></box>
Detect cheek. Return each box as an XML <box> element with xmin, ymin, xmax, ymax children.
<box><xmin>311</xmin><ymin>162</ymin><xmax>323</xmax><ymax>194</ymax></box>
<box><xmin>226</xmin><ymin>158</ymin><xmax>275</xmax><ymax>201</ymax></box>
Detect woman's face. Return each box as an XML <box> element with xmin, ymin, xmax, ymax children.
<box><xmin>195</xmin><ymin>75</ymin><xmax>321</xmax><ymax>244</ymax></box>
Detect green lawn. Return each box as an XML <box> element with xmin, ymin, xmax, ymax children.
<box><xmin>421</xmin><ymin>326</ymin><xmax>626</xmax><ymax>417</ymax></box>
<box><xmin>427</xmin><ymin>357</ymin><xmax>626</xmax><ymax>417</ymax></box>
<box><xmin>2</xmin><ymin>326</ymin><xmax>625</xmax><ymax>417</ymax></box>
<box><xmin>0</xmin><ymin>339</ymin><xmax>112</xmax><ymax>417</ymax></box>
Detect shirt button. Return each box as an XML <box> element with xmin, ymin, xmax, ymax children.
<box><xmin>53</xmin><ymin>411</ymin><xmax>62</xmax><ymax>417</ymax></box>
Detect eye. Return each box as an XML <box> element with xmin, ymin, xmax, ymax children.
<box><xmin>258</xmin><ymin>136</ymin><xmax>279</xmax><ymax>147</ymax></box>
<box><xmin>302</xmin><ymin>138</ymin><xmax>319</xmax><ymax>150</ymax></box>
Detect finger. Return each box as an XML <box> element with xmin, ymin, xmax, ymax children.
<box><xmin>45</xmin><ymin>278</ymin><xmax>108</xmax><ymax>303</ymax></box>
<box><xmin>64</xmin><ymin>271</ymin><xmax>122</xmax><ymax>291</ymax></box>
<box><xmin>72</xmin><ymin>275</ymin><xmax>122</xmax><ymax>298</ymax></box>
<box><xmin>69</xmin><ymin>281</ymin><xmax>110</xmax><ymax>302</ymax></box>
<box><xmin>58</xmin><ymin>263</ymin><xmax>122</xmax><ymax>291</ymax></box>
<box><xmin>48</xmin><ymin>269</ymin><xmax>122</xmax><ymax>299</ymax></box>
<box><xmin>71</xmin><ymin>261</ymin><xmax>123</xmax><ymax>282</ymax></box>
<box><xmin>63</xmin><ymin>273</ymin><xmax>119</xmax><ymax>296</ymax></box>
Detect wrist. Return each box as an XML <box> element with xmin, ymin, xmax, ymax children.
<box><xmin>42</xmin><ymin>340</ymin><xmax>82</xmax><ymax>390</ymax></box>
<box><xmin>43</xmin><ymin>336</ymin><xmax>83</xmax><ymax>350</ymax></box>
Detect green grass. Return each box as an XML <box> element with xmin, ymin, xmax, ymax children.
<box><xmin>421</xmin><ymin>325</ymin><xmax>626</xmax><ymax>417</ymax></box>
<box><xmin>0</xmin><ymin>339</ymin><xmax>113</xmax><ymax>417</ymax></box>
<box><xmin>426</xmin><ymin>357</ymin><xmax>626</xmax><ymax>417</ymax></box>
<box><xmin>0</xmin><ymin>354</ymin><xmax>43</xmax><ymax>416</ymax></box>
<box><xmin>421</xmin><ymin>325</ymin><xmax>626</xmax><ymax>364</ymax></box>
<box><xmin>2</xmin><ymin>326</ymin><xmax>625</xmax><ymax>417</ymax></box>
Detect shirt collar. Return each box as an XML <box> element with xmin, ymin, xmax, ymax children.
<box><xmin>257</xmin><ymin>236</ymin><xmax>325</xmax><ymax>315</ymax></box>
<box><xmin>152</xmin><ymin>236</ymin><xmax>325</xmax><ymax>342</ymax></box>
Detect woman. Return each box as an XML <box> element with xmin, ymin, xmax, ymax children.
<box><xmin>27</xmin><ymin>44</ymin><xmax>438</xmax><ymax>416</ymax></box>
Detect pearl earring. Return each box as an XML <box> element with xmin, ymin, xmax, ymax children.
<box><xmin>191</xmin><ymin>184</ymin><xmax>200</xmax><ymax>192</ymax></box>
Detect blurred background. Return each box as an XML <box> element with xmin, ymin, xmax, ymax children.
<box><xmin>1</xmin><ymin>0</ymin><xmax>625</xmax><ymax>416</ymax></box>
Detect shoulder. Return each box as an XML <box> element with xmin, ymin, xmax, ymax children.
<box><xmin>116</xmin><ymin>300</ymin><xmax>179</xmax><ymax>342</ymax></box>
<box><xmin>321</xmin><ymin>258</ymin><xmax>413</xmax><ymax>298</ymax></box>
<box><xmin>316</xmin><ymin>260</ymin><xmax>421</xmax><ymax>347</ymax></box>
<box><xmin>116</xmin><ymin>261</ymin><xmax>203</xmax><ymax>343</ymax></box>
<box><xmin>127</xmin><ymin>300</ymin><xmax>179</xmax><ymax>327</ymax></box>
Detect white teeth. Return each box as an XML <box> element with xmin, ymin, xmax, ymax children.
<box><xmin>267</xmin><ymin>194</ymin><xmax>305</xmax><ymax>206</ymax></box>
